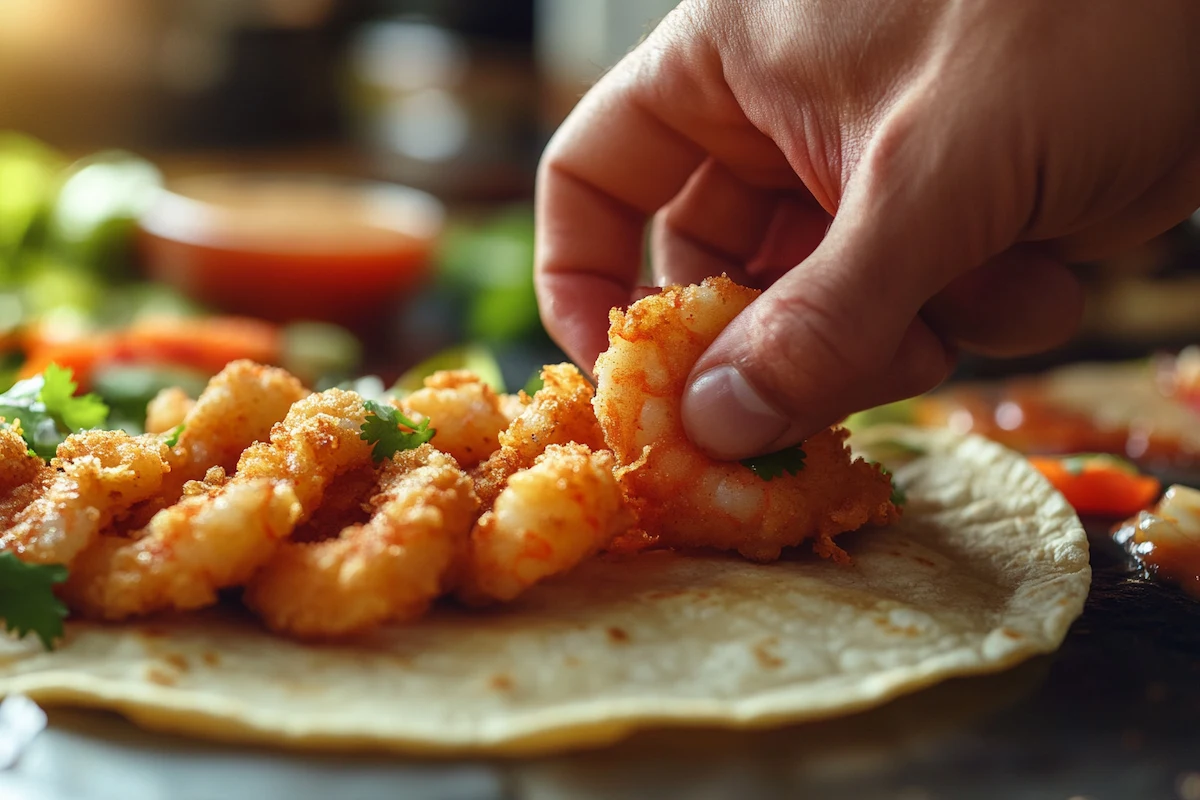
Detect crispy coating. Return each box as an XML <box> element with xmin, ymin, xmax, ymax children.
<box><xmin>0</xmin><ymin>430</ymin><xmax>172</xmax><ymax>567</ymax></box>
<box><xmin>235</xmin><ymin>388</ymin><xmax>373</xmax><ymax>520</ymax></box>
<box><xmin>58</xmin><ymin>388</ymin><xmax>375</xmax><ymax>621</ymax></box>
<box><xmin>61</xmin><ymin>478</ymin><xmax>300</xmax><ymax>620</ymax></box>
<box><xmin>471</xmin><ymin>363</ymin><xmax>606</xmax><ymax>509</ymax></box>
<box><xmin>398</xmin><ymin>370</ymin><xmax>510</xmax><ymax>468</ymax></box>
<box><xmin>145</xmin><ymin>387</ymin><xmax>195</xmax><ymax>434</ymax></box>
<box><xmin>593</xmin><ymin>276</ymin><xmax>898</xmax><ymax>562</ymax></box>
<box><xmin>244</xmin><ymin>445</ymin><xmax>478</xmax><ymax>638</ymax></box>
<box><xmin>171</xmin><ymin>360</ymin><xmax>309</xmax><ymax>484</ymax></box>
<box><xmin>457</xmin><ymin>443</ymin><xmax>632</xmax><ymax>605</ymax></box>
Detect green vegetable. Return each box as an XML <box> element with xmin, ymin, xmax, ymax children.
<box><xmin>359</xmin><ymin>399</ymin><xmax>435</xmax><ymax>463</ymax></box>
<box><xmin>437</xmin><ymin>207</ymin><xmax>541</xmax><ymax>342</ymax></box>
<box><xmin>843</xmin><ymin>398</ymin><xmax>918</xmax><ymax>433</ymax></box>
<box><xmin>741</xmin><ymin>446</ymin><xmax>807</xmax><ymax>481</ymax></box>
<box><xmin>522</xmin><ymin>370</ymin><xmax>545</xmax><ymax>396</ymax></box>
<box><xmin>46</xmin><ymin>151</ymin><xmax>162</xmax><ymax>281</ymax></box>
<box><xmin>92</xmin><ymin>364</ymin><xmax>208</xmax><ymax>431</ymax></box>
<box><xmin>0</xmin><ymin>132</ymin><xmax>65</xmax><ymax>268</ymax></box>
<box><xmin>393</xmin><ymin>344</ymin><xmax>506</xmax><ymax>396</ymax></box>
<box><xmin>0</xmin><ymin>364</ymin><xmax>110</xmax><ymax>460</ymax></box>
<box><xmin>0</xmin><ymin>553</ymin><xmax>68</xmax><ymax>650</ymax></box>
<box><xmin>281</xmin><ymin>321</ymin><xmax>363</xmax><ymax>386</ymax></box>
<box><xmin>162</xmin><ymin>424</ymin><xmax>185</xmax><ymax>448</ymax></box>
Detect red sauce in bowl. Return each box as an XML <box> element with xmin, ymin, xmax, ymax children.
<box><xmin>137</xmin><ymin>174</ymin><xmax>444</xmax><ymax>324</ymax></box>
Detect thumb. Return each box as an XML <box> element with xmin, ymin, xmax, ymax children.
<box><xmin>679</xmin><ymin>115</ymin><xmax>1019</xmax><ymax>459</ymax></box>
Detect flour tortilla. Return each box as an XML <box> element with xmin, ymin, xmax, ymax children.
<box><xmin>0</xmin><ymin>427</ymin><xmax>1090</xmax><ymax>755</ymax></box>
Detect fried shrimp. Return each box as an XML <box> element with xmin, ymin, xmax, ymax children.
<box><xmin>145</xmin><ymin>387</ymin><xmax>194</xmax><ymax>434</ymax></box>
<box><xmin>593</xmin><ymin>276</ymin><xmax>897</xmax><ymax>562</ymax></box>
<box><xmin>471</xmin><ymin>363</ymin><xmax>607</xmax><ymax>509</ymax></box>
<box><xmin>244</xmin><ymin>445</ymin><xmax>478</xmax><ymax>638</ymax></box>
<box><xmin>171</xmin><ymin>360</ymin><xmax>309</xmax><ymax>484</ymax></box>
<box><xmin>0</xmin><ymin>431</ymin><xmax>172</xmax><ymax>567</ymax></box>
<box><xmin>61</xmin><ymin>478</ymin><xmax>300</xmax><ymax>620</ymax></box>
<box><xmin>235</xmin><ymin>387</ymin><xmax>374</xmax><ymax>519</ymax></box>
<box><xmin>398</xmin><ymin>370</ymin><xmax>510</xmax><ymax>468</ymax></box>
<box><xmin>458</xmin><ymin>444</ymin><xmax>631</xmax><ymax>605</ymax></box>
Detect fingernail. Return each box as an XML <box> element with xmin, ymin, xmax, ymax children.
<box><xmin>682</xmin><ymin>365</ymin><xmax>788</xmax><ymax>460</ymax></box>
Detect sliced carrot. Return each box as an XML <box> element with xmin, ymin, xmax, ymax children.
<box><xmin>19</xmin><ymin>335</ymin><xmax>121</xmax><ymax>389</ymax></box>
<box><xmin>19</xmin><ymin>317</ymin><xmax>282</xmax><ymax>389</ymax></box>
<box><xmin>124</xmin><ymin>316</ymin><xmax>281</xmax><ymax>375</ymax></box>
<box><xmin>1028</xmin><ymin>455</ymin><xmax>1161</xmax><ymax>517</ymax></box>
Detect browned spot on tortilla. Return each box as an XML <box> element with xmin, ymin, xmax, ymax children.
<box><xmin>1001</xmin><ymin>629</ymin><xmax>1022</xmax><ymax>640</ymax></box>
<box><xmin>913</xmin><ymin>556</ymin><xmax>936</xmax><ymax>567</ymax></box>
<box><xmin>563</xmin><ymin>655</ymin><xmax>581</xmax><ymax>667</ymax></box>
<box><xmin>645</xmin><ymin>588</ymin><xmax>688</xmax><ymax>600</ymax></box>
<box><xmin>162</xmin><ymin>653</ymin><xmax>189</xmax><ymax>672</ymax></box>
<box><xmin>753</xmin><ymin>638</ymin><xmax>784</xmax><ymax>670</ymax></box>
<box><xmin>139</xmin><ymin>627</ymin><xmax>170</xmax><ymax>639</ymax></box>
<box><xmin>889</xmin><ymin>625</ymin><xmax>921</xmax><ymax>636</ymax></box>
<box><xmin>607</xmin><ymin>626</ymin><xmax>630</xmax><ymax>644</ymax></box>
<box><xmin>489</xmin><ymin>674</ymin><xmax>514</xmax><ymax>692</ymax></box>
<box><xmin>145</xmin><ymin>666</ymin><xmax>177</xmax><ymax>686</ymax></box>
<box><xmin>201</xmin><ymin>651</ymin><xmax>220</xmax><ymax>666</ymax></box>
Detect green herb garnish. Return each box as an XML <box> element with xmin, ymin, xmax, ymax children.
<box><xmin>0</xmin><ymin>364</ymin><xmax>109</xmax><ymax>460</ymax></box>
<box><xmin>359</xmin><ymin>400</ymin><xmax>435</xmax><ymax>463</ymax></box>
<box><xmin>741</xmin><ymin>446</ymin><xmax>806</xmax><ymax>481</ymax></box>
<box><xmin>0</xmin><ymin>553</ymin><xmax>68</xmax><ymax>650</ymax></box>
<box><xmin>162</xmin><ymin>424</ymin><xmax>185</xmax><ymax>448</ymax></box>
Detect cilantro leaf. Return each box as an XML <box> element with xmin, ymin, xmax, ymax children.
<box><xmin>162</xmin><ymin>424</ymin><xmax>185</xmax><ymax>448</ymax></box>
<box><xmin>741</xmin><ymin>446</ymin><xmax>806</xmax><ymax>481</ymax></box>
<box><xmin>0</xmin><ymin>364</ymin><xmax>110</xmax><ymax>460</ymax></box>
<box><xmin>0</xmin><ymin>553</ymin><xmax>68</xmax><ymax>650</ymax></box>
<box><xmin>38</xmin><ymin>365</ymin><xmax>108</xmax><ymax>432</ymax></box>
<box><xmin>360</xmin><ymin>400</ymin><xmax>435</xmax><ymax>463</ymax></box>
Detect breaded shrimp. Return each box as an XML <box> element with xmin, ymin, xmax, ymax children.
<box><xmin>0</xmin><ymin>431</ymin><xmax>172</xmax><ymax>567</ymax></box>
<box><xmin>60</xmin><ymin>478</ymin><xmax>300</xmax><ymax>620</ymax></box>
<box><xmin>244</xmin><ymin>444</ymin><xmax>478</xmax><ymax>637</ymax></box>
<box><xmin>457</xmin><ymin>444</ymin><xmax>632</xmax><ymax>604</ymax></box>
<box><xmin>59</xmin><ymin>388</ymin><xmax>375</xmax><ymax>620</ymax></box>
<box><xmin>471</xmin><ymin>363</ymin><xmax>607</xmax><ymax>509</ymax></box>
<box><xmin>235</xmin><ymin>388</ymin><xmax>373</xmax><ymax>519</ymax></box>
<box><xmin>145</xmin><ymin>387</ymin><xmax>194</xmax><ymax>434</ymax></box>
<box><xmin>171</xmin><ymin>360</ymin><xmax>309</xmax><ymax>484</ymax></box>
<box><xmin>593</xmin><ymin>276</ymin><xmax>897</xmax><ymax>562</ymax></box>
<box><xmin>398</xmin><ymin>370</ymin><xmax>510</xmax><ymax>468</ymax></box>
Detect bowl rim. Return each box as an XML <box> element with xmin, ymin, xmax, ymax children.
<box><xmin>137</xmin><ymin>172</ymin><xmax>445</xmax><ymax>254</ymax></box>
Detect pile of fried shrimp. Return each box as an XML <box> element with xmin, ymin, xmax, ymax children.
<box><xmin>0</xmin><ymin>277</ymin><xmax>898</xmax><ymax>640</ymax></box>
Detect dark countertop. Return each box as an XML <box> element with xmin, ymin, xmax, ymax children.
<box><xmin>2</xmin><ymin>519</ymin><xmax>1197</xmax><ymax>800</ymax></box>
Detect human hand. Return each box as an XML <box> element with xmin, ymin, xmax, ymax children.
<box><xmin>534</xmin><ymin>0</ymin><xmax>1200</xmax><ymax>459</ymax></box>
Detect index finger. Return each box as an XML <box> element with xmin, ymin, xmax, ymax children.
<box><xmin>534</xmin><ymin>45</ymin><xmax>707</xmax><ymax>369</ymax></box>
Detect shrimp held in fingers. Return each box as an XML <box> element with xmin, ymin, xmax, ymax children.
<box><xmin>593</xmin><ymin>276</ymin><xmax>898</xmax><ymax>563</ymax></box>
<box><xmin>244</xmin><ymin>445</ymin><xmax>478</xmax><ymax>638</ymax></box>
<box><xmin>458</xmin><ymin>444</ymin><xmax>632</xmax><ymax>605</ymax></box>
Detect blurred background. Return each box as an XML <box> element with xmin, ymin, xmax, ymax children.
<box><xmin>0</xmin><ymin>0</ymin><xmax>1197</xmax><ymax>428</ymax></box>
